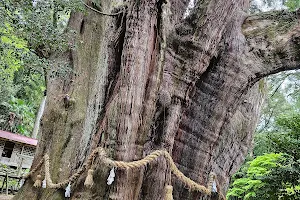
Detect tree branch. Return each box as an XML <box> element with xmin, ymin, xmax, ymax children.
<box><xmin>243</xmin><ymin>10</ymin><xmax>300</xmax><ymax>78</ymax></box>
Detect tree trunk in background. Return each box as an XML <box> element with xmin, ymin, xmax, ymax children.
<box><xmin>31</xmin><ymin>94</ymin><xmax>47</xmax><ymax>139</ymax></box>
<box><xmin>14</xmin><ymin>0</ymin><xmax>300</xmax><ymax>199</ymax></box>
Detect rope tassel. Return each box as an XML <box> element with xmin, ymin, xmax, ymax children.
<box><xmin>84</xmin><ymin>169</ymin><xmax>94</xmax><ymax>188</ymax></box>
<box><xmin>208</xmin><ymin>172</ymin><xmax>217</xmax><ymax>194</ymax></box>
<box><xmin>33</xmin><ymin>174</ymin><xmax>42</xmax><ymax>188</ymax></box>
<box><xmin>165</xmin><ymin>185</ymin><xmax>173</xmax><ymax>200</ymax></box>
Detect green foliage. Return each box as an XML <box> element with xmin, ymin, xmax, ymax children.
<box><xmin>0</xmin><ymin>0</ymin><xmax>83</xmax><ymax>56</ymax></box>
<box><xmin>0</xmin><ymin>21</ymin><xmax>45</xmax><ymax>136</ymax></box>
<box><xmin>270</xmin><ymin>114</ymin><xmax>300</xmax><ymax>160</ymax></box>
<box><xmin>257</xmin><ymin>71</ymin><xmax>300</xmax><ymax>133</ymax></box>
<box><xmin>1</xmin><ymin>98</ymin><xmax>36</xmax><ymax>137</ymax></box>
<box><xmin>0</xmin><ymin>0</ymin><xmax>82</xmax><ymax>136</ymax></box>
<box><xmin>285</xmin><ymin>0</ymin><xmax>300</xmax><ymax>10</ymax></box>
<box><xmin>227</xmin><ymin>153</ymin><xmax>282</xmax><ymax>200</ymax></box>
<box><xmin>259</xmin><ymin>154</ymin><xmax>300</xmax><ymax>200</ymax></box>
<box><xmin>0</xmin><ymin>164</ymin><xmax>30</xmax><ymax>189</ymax></box>
<box><xmin>253</xmin><ymin>132</ymin><xmax>273</xmax><ymax>156</ymax></box>
<box><xmin>0</xmin><ymin>24</ymin><xmax>27</xmax><ymax>104</ymax></box>
<box><xmin>228</xmin><ymin>153</ymin><xmax>300</xmax><ymax>200</ymax></box>
<box><xmin>228</xmin><ymin>113</ymin><xmax>300</xmax><ymax>200</ymax></box>
<box><xmin>230</xmin><ymin>69</ymin><xmax>300</xmax><ymax>199</ymax></box>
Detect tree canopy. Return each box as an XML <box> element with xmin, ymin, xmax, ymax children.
<box><xmin>227</xmin><ymin>113</ymin><xmax>300</xmax><ymax>199</ymax></box>
<box><xmin>0</xmin><ymin>0</ymin><xmax>82</xmax><ymax>136</ymax></box>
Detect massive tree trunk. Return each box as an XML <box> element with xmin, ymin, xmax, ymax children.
<box><xmin>14</xmin><ymin>0</ymin><xmax>300</xmax><ymax>200</ymax></box>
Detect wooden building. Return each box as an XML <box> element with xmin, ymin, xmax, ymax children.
<box><xmin>0</xmin><ymin>130</ymin><xmax>37</xmax><ymax>169</ymax></box>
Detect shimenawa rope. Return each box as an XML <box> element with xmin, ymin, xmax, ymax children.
<box><xmin>24</xmin><ymin>147</ymin><xmax>225</xmax><ymax>199</ymax></box>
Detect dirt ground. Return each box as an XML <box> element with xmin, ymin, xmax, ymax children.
<box><xmin>0</xmin><ymin>195</ymin><xmax>13</xmax><ymax>200</ymax></box>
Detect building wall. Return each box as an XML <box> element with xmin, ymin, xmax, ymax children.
<box><xmin>0</xmin><ymin>139</ymin><xmax>36</xmax><ymax>169</ymax></box>
<box><xmin>10</xmin><ymin>143</ymin><xmax>22</xmax><ymax>164</ymax></box>
<box><xmin>0</xmin><ymin>140</ymin><xmax>5</xmax><ymax>156</ymax></box>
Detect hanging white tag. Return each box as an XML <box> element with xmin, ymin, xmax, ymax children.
<box><xmin>107</xmin><ymin>167</ymin><xmax>115</xmax><ymax>185</ymax></box>
<box><xmin>212</xmin><ymin>180</ymin><xmax>217</xmax><ymax>193</ymax></box>
<box><xmin>65</xmin><ymin>183</ymin><xmax>71</xmax><ymax>198</ymax></box>
<box><xmin>42</xmin><ymin>179</ymin><xmax>46</xmax><ymax>188</ymax></box>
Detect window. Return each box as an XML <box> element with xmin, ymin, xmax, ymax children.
<box><xmin>1</xmin><ymin>141</ymin><xmax>15</xmax><ymax>158</ymax></box>
<box><xmin>22</xmin><ymin>146</ymin><xmax>35</xmax><ymax>157</ymax></box>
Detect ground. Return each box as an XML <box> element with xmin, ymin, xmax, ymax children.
<box><xmin>0</xmin><ymin>195</ymin><xmax>13</xmax><ymax>200</ymax></box>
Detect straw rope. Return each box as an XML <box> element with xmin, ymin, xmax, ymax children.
<box><xmin>165</xmin><ymin>185</ymin><xmax>173</xmax><ymax>200</ymax></box>
<box><xmin>80</xmin><ymin>0</ymin><xmax>126</xmax><ymax>16</ymax></box>
<box><xmin>24</xmin><ymin>147</ymin><xmax>225</xmax><ymax>199</ymax></box>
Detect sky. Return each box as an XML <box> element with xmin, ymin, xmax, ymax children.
<box><xmin>251</xmin><ymin>0</ymin><xmax>286</xmax><ymax>12</ymax></box>
<box><xmin>184</xmin><ymin>0</ymin><xmax>286</xmax><ymax>16</ymax></box>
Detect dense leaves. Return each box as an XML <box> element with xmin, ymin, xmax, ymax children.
<box><xmin>286</xmin><ymin>0</ymin><xmax>300</xmax><ymax>10</ymax></box>
<box><xmin>257</xmin><ymin>72</ymin><xmax>300</xmax><ymax>133</ymax></box>
<box><xmin>227</xmin><ymin>113</ymin><xmax>300</xmax><ymax>199</ymax></box>
<box><xmin>0</xmin><ymin>23</ymin><xmax>45</xmax><ymax>136</ymax></box>
<box><xmin>227</xmin><ymin>153</ymin><xmax>282</xmax><ymax>199</ymax></box>
<box><xmin>0</xmin><ymin>0</ymin><xmax>82</xmax><ymax>136</ymax></box>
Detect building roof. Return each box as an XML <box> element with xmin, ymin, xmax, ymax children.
<box><xmin>0</xmin><ymin>130</ymin><xmax>37</xmax><ymax>146</ymax></box>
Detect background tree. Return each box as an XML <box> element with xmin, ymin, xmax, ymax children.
<box><xmin>0</xmin><ymin>0</ymin><xmax>81</xmax><ymax>135</ymax></box>
<box><xmin>227</xmin><ymin>114</ymin><xmax>300</xmax><ymax>199</ymax></box>
<box><xmin>0</xmin><ymin>19</ymin><xmax>45</xmax><ymax>136</ymax></box>
<box><xmin>4</xmin><ymin>0</ymin><xmax>299</xmax><ymax>200</ymax></box>
<box><xmin>256</xmin><ymin>71</ymin><xmax>300</xmax><ymax>134</ymax></box>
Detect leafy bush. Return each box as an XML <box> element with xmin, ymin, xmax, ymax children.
<box><xmin>228</xmin><ymin>113</ymin><xmax>300</xmax><ymax>200</ymax></box>
<box><xmin>285</xmin><ymin>0</ymin><xmax>300</xmax><ymax>10</ymax></box>
<box><xmin>227</xmin><ymin>153</ymin><xmax>282</xmax><ymax>200</ymax></box>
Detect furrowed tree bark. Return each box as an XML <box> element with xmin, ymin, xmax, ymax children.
<box><xmin>14</xmin><ymin>1</ymin><xmax>300</xmax><ymax>200</ymax></box>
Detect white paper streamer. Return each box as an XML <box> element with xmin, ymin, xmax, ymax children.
<box><xmin>65</xmin><ymin>183</ymin><xmax>71</xmax><ymax>198</ymax></box>
<box><xmin>107</xmin><ymin>167</ymin><xmax>115</xmax><ymax>185</ymax></box>
<box><xmin>42</xmin><ymin>179</ymin><xmax>46</xmax><ymax>188</ymax></box>
<box><xmin>212</xmin><ymin>180</ymin><xmax>217</xmax><ymax>193</ymax></box>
